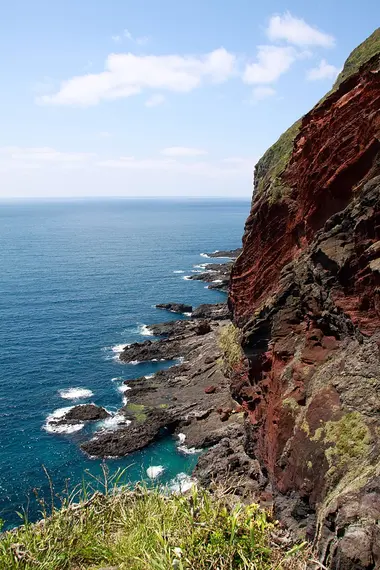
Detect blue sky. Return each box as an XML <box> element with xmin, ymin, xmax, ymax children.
<box><xmin>0</xmin><ymin>0</ymin><xmax>379</xmax><ymax>198</ymax></box>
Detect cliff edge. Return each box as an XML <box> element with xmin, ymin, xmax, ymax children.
<box><xmin>229</xmin><ymin>29</ymin><xmax>380</xmax><ymax>569</ymax></box>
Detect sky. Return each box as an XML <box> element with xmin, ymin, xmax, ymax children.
<box><xmin>0</xmin><ymin>0</ymin><xmax>379</xmax><ymax>199</ymax></box>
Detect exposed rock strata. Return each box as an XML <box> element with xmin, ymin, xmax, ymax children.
<box><xmin>229</xmin><ymin>36</ymin><xmax>380</xmax><ymax>570</ymax></box>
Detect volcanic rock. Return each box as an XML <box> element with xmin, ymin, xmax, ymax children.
<box><xmin>156</xmin><ymin>303</ymin><xmax>192</xmax><ymax>314</ymax></box>
<box><xmin>229</xmin><ymin>31</ymin><xmax>380</xmax><ymax>569</ymax></box>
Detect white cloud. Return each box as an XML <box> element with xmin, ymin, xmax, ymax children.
<box><xmin>161</xmin><ymin>147</ymin><xmax>207</xmax><ymax>157</ymax></box>
<box><xmin>243</xmin><ymin>45</ymin><xmax>297</xmax><ymax>84</ymax></box>
<box><xmin>98</xmin><ymin>154</ymin><xmax>254</xmax><ymax>179</ymax></box>
<box><xmin>38</xmin><ymin>48</ymin><xmax>236</xmax><ymax>107</ymax></box>
<box><xmin>267</xmin><ymin>12</ymin><xmax>335</xmax><ymax>48</ymax></box>
<box><xmin>306</xmin><ymin>59</ymin><xmax>340</xmax><ymax>80</ymax></box>
<box><xmin>124</xmin><ymin>29</ymin><xmax>150</xmax><ymax>45</ymax></box>
<box><xmin>251</xmin><ymin>86</ymin><xmax>276</xmax><ymax>102</ymax></box>
<box><xmin>0</xmin><ymin>146</ymin><xmax>94</xmax><ymax>170</ymax></box>
<box><xmin>111</xmin><ymin>35</ymin><xmax>122</xmax><ymax>43</ymax></box>
<box><xmin>145</xmin><ymin>93</ymin><xmax>165</xmax><ymax>107</ymax></box>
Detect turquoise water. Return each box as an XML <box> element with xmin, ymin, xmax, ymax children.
<box><xmin>0</xmin><ymin>198</ymin><xmax>249</xmax><ymax>528</ymax></box>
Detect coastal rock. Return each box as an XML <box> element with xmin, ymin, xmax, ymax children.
<box><xmin>155</xmin><ymin>303</ymin><xmax>192</xmax><ymax>314</ymax></box>
<box><xmin>81</xmin><ymin>408</ymin><xmax>177</xmax><ymax>457</ymax></box>
<box><xmin>147</xmin><ymin>319</ymin><xmax>210</xmax><ymax>338</ymax></box>
<box><xmin>191</xmin><ymin>303</ymin><xmax>231</xmax><ymax>320</ymax></box>
<box><xmin>188</xmin><ymin>262</ymin><xmax>233</xmax><ymax>292</ymax></box>
<box><xmin>204</xmin><ymin>248</ymin><xmax>242</xmax><ymax>259</ymax></box>
<box><xmin>193</xmin><ymin>423</ymin><xmax>267</xmax><ymax>499</ymax></box>
<box><xmin>82</xmin><ymin>322</ymin><xmax>247</xmax><ymax>461</ymax></box>
<box><xmin>119</xmin><ymin>338</ymin><xmax>185</xmax><ymax>363</ymax></box>
<box><xmin>62</xmin><ymin>404</ymin><xmax>110</xmax><ymax>422</ymax></box>
<box><xmin>229</xmin><ymin>33</ymin><xmax>380</xmax><ymax>569</ymax></box>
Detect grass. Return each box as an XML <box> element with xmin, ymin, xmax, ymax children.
<box><xmin>252</xmin><ymin>27</ymin><xmax>380</xmax><ymax>205</ymax></box>
<box><xmin>218</xmin><ymin>323</ymin><xmax>244</xmax><ymax>375</ymax></box>
<box><xmin>254</xmin><ymin>120</ymin><xmax>300</xmax><ymax>201</ymax></box>
<box><xmin>0</xmin><ymin>467</ymin><xmax>311</xmax><ymax>570</ymax></box>
<box><xmin>125</xmin><ymin>403</ymin><xmax>147</xmax><ymax>423</ymax></box>
<box><xmin>311</xmin><ymin>412</ymin><xmax>371</xmax><ymax>480</ymax></box>
<box><xmin>333</xmin><ymin>27</ymin><xmax>380</xmax><ymax>88</ymax></box>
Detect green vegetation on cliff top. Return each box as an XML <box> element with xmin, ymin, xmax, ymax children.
<box><xmin>254</xmin><ymin>27</ymin><xmax>380</xmax><ymax>202</ymax></box>
<box><xmin>0</xmin><ymin>475</ymin><xmax>310</xmax><ymax>570</ymax></box>
<box><xmin>333</xmin><ymin>27</ymin><xmax>380</xmax><ymax>87</ymax></box>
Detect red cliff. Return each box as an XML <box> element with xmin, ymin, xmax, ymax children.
<box><xmin>229</xmin><ymin>29</ymin><xmax>380</xmax><ymax>570</ymax></box>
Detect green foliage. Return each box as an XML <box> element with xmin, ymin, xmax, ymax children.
<box><xmin>218</xmin><ymin>323</ymin><xmax>244</xmax><ymax>375</ymax></box>
<box><xmin>312</xmin><ymin>412</ymin><xmax>371</xmax><ymax>476</ymax></box>
<box><xmin>253</xmin><ymin>28</ymin><xmax>380</xmax><ymax>206</ymax></box>
<box><xmin>0</xmin><ymin>478</ymin><xmax>309</xmax><ymax>570</ymax></box>
<box><xmin>126</xmin><ymin>403</ymin><xmax>147</xmax><ymax>422</ymax></box>
<box><xmin>253</xmin><ymin>120</ymin><xmax>300</xmax><ymax>200</ymax></box>
<box><xmin>334</xmin><ymin>28</ymin><xmax>380</xmax><ymax>88</ymax></box>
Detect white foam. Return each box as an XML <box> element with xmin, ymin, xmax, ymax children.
<box><xmin>145</xmin><ymin>374</ymin><xmax>154</xmax><ymax>379</ymax></box>
<box><xmin>169</xmin><ymin>473</ymin><xmax>196</xmax><ymax>493</ymax></box>
<box><xmin>112</xmin><ymin>343</ymin><xmax>129</xmax><ymax>354</ymax></box>
<box><xmin>100</xmin><ymin>413</ymin><xmax>131</xmax><ymax>430</ymax></box>
<box><xmin>182</xmin><ymin>275</ymin><xmax>192</xmax><ymax>280</ymax></box>
<box><xmin>176</xmin><ymin>433</ymin><xmax>201</xmax><ymax>455</ymax></box>
<box><xmin>147</xmin><ymin>465</ymin><xmax>164</xmax><ymax>479</ymax></box>
<box><xmin>118</xmin><ymin>384</ymin><xmax>131</xmax><ymax>405</ymax></box>
<box><xmin>111</xmin><ymin>377</ymin><xmax>124</xmax><ymax>382</ymax></box>
<box><xmin>178</xmin><ymin>445</ymin><xmax>202</xmax><ymax>455</ymax></box>
<box><xmin>173</xmin><ymin>270</ymin><xmax>185</xmax><ymax>274</ymax></box>
<box><xmin>117</xmin><ymin>385</ymin><xmax>131</xmax><ymax>393</ymax></box>
<box><xmin>200</xmin><ymin>253</ymin><xmax>210</xmax><ymax>258</ymax></box>
<box><xmin>43</xmin><ymin>406</ymin><xmax>84</xmax><ymax>434</ymax></box>
<box><xmin>44</xmin><ymin>423</ymin><xmax>84</xmax><ymax>434</ymax></box>
<box><xmin>59</xmin><ymin>388</ymin><xmax>94</xmax><ymax>400</ymax></box>
<box><xmin>177</xmin><ymin>433</ymin><xmax>186</xmax><ymax>444</ymax></box>
<box><xmin>130</xmin><ymin>360</ymin><xmax>141</xmax><ymax>365</ymax></box>
<box><xmin>139</xmin><ymin>324</ymin><xmax>153</xmax><ymax>336</ymax></box>
<box><xmin>212</xmin><ymin>279</ymin><xmax>223</xmax><ymax>284</ymax></box>
<box><xmin>194</xmin><ymin>263</ymin><xmax>208</xmax><ymax>269</ymax></box>
<box><xmin>183</xmin><ymin>312</ymin><xmax>192</xmax><ymax>317</ymax></box>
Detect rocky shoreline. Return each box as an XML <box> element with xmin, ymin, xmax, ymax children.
<box><xmin>53</xmin><ymin>248</ymin><xmax>264</xmax><ymax>498</ymax></box>
<box><xmin>187</xmin><ymin>248</ymin><xmax>241</xmax><ymax>292</ymax></box>
<box><xmin>77</xmin><ymin>300</ymin><xmax>261</xmax><ymax>497</ymax></box>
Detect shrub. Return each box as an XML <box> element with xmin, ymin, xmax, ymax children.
<box><xmin>218</xmin><ymin>323</ymin><xmax>244</xmax><ymax>376</ymax></box>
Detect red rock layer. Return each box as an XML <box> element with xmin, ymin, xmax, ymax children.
<box><xmin>230</xmin><ymin>55</ymin><xmax>380</xmax><ymax>337</ymax></box>
<box><xmin>229</xmin><ymin>53</ymin><xmax>380</xmax><ymax>570</ymax></box>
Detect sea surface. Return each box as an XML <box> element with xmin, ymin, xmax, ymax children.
<box><xmin>0</xmin><ymin>198</ymin><xmax>249</xmax><ymax>528</ymax></box>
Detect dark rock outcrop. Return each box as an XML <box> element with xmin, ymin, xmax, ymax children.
<box><xmin>229</xmin><ymin>31</ymin><xmax>380</xmax><ymax>570</ymax></box>
<box><xmin>156</xmin><ymin>303</ymin><xmax>192</xmax><ymax>314</ymax></box>
<box><xmin>62</xmin><ymin>404</ymin><xmax>110</xmax><ymax>422</ymax></box>
<box><xmin>191</xmin><ymin>303</ymin><xmax>231</xmax><ymax>320</ymax></box>
<box><xmin>204</xmin><ymin>248</ymin><xmax>242</xmax><ymax>259</ymax></box>
<box><xmin>81</xmin><ymin>319</ymin><xmax>245</xmax><ymax>461</ymax></box>
<box><xmin>188</xmin><ymin>262</ymin><xmax>233</xmax><ymax>292</ymax></box>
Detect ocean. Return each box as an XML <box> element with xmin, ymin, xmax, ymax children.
<box><xmin>0</xmin><ymin>198</ymin><xmax>249</xmax><ymax>528</ymax></box>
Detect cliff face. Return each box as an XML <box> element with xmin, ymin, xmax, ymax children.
<box><xmin>229</xmin><ymin>30</ymin><xmax>380</xmax><ymax>570</ymax></box>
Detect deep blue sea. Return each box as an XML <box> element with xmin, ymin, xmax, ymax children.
<box><xmin>0</xmin><ymin>198</ymin><xmax>249</xmax><ymax>528</ymax></box>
